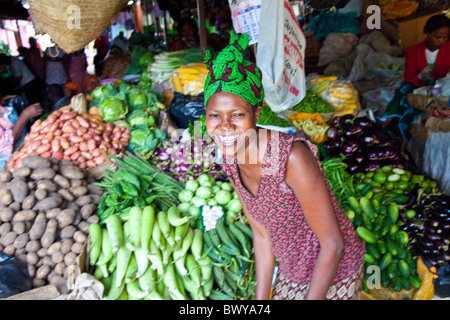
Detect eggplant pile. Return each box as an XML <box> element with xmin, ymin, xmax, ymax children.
<box><xmin>401</xmin><ymin>193</ymin><xmax>450</xmax><ymax>268</ymax></box>
<box><xmin>323</xmin><ymin>115</ymin><xmax>407</xmax><ymax>174</ymax></box>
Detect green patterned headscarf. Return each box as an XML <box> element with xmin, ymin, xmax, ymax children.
<box><xmin>204</xmin><ymin>31</ymin><xmax>264</xmax><ymax>107</ymax></box>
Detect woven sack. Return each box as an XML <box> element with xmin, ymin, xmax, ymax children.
<box><xmin>29</xmin><ymin>0</ymin><xmax>128</xmax><ymax>53</ymax></box>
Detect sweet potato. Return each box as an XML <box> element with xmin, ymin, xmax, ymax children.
<box><xmin>36</xmin><ymin>265</ymin><xmax>51</xmax><ymax>279</ymax></box>
<box><xmin>26</xmin><ymin>252</ymin><xmax>39</xmax><ymax>265</ymax></box>
<box><xmin>73</xmin><ymin>230</ymin><xmax>87</xmax><ymax>243</ymax></box>
<box><xmin>36</xmin><ymin>180</ymin><xmax>57</xmax><ymax>192</ymax></box>
<box><xmin>1</xmin><ymin>231</ymin><xmax>17</xmax><ymax>246</ymax></box>
<box><xmin>0</xmin><ymin>222</ymin><xmax>11</xmax><ymax>236</ymax></box>
<box><xmin>0</xmin><ymin>169</ymin><xmax>12</xmax><ymax>182</ymax></box>
<box><xmin>60</xmin><ymin>225</ymin><xmax>76</xmax><ymax>239</ymax></box>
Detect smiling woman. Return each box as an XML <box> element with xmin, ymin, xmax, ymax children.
<box><xmin>204</xmin><ymin>32</ymin><xmax>365</xmax><ymax>300</ymax></box>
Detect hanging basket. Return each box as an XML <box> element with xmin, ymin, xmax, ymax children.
<box><xmin>28</xmin><ymin>0</ymin><xmax>128</xmax><ymax>53</ymax></box>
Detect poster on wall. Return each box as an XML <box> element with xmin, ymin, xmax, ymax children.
<box><xmin>227</xmin><ymin>0</ymin><xmax>261</xmax><ymax>45</ymax></box>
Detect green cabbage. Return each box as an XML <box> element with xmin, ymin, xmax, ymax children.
<box><xmin>99</xmin><ymin>96</ymin><xmax>129</xmax><ymax>122</ymax></box>
<box><xmin>127</xmin><ymin>126</ymin><xmax>166</xmax><ymax>158</ymax></box>
<box><xmin>90</xmin><ymin>82</ymin><xmax>117</xmax><ymax>100</ymax></box>
<box><xmin>127</xmin><ymin>88</ymin><xmax>148</xmax><ymax>110</ymax></box>
<box><xmin>126</xmin><ymin>109</ymin><xmax>155</xmax><ymax>128</ymax></box>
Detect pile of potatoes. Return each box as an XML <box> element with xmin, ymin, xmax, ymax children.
<box><xmin>0</xmin><ymin>155</ymin><xmax>104</xmax><ymax>290</ymax></box>
<box><xmin>5</xmin><ymin>108</ymin><xmax>130</xmax><ymax>172</ymax></box>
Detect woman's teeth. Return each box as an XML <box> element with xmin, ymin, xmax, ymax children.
<box><xmin>218</xmin><ymin>134</ymin><xmax>240</xmax><ymax>145</ymax></box>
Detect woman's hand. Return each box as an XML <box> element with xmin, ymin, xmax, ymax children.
<box><xmin>21</xmin><ymin>103</ymin><xmax>44</xmax><ymax>120</ymax></box>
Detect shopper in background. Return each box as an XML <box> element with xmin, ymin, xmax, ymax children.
<box><xmin>44</xmin><ymin>45</ymin><xmax>70</xmax><ymax>102</ymax></box>
<box><xmin>94</xmin><ymin>34</ymin><xmax>109</xmax><ymax>77</ymax></box>
<box><xmin>20</xmin><ymin>37</ymin><xmax>47</xmax><ymax>109</ymax></box>
<box><xmin>404</xmin><ymin>13</ymin><xmax>450</xmax><ymax>87</ymax></box>
<box><xmin>0</xmin><ymin>52</ymin><xmax>40</xmax><ymax>106</ymax></box>
<box><xmin>68</xmin><ymin>49</ymin><xmax>87</xmax><ymax>93</ymax></box>
<box><xmin>170</xmin><ymin>17</ymin><xmax>200</xmax><ymax>51</ymax></box>
<box><xmin>203</xmin><ymin>32</ymin><xmax>365</xmax><ymax>300</ymax></box>
<box><xmin>111</xmin><ymin>31</ymin><xmax>129</xmax><ymax>54</ymax></box>
<box><xmin>0</xmin><ymin>88</ymin><xmax>43</xmax><ymax>169</ymax></box>
<box><xmin>47</xmin><ymin>84</ymin><xmax>69</xmax><ymax>111</ymax></box>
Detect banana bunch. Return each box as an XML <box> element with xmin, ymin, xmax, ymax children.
<box><xmin>203</xmin><ymin>216</ymin><xmax>256</xmax><ymax>300</ymax></box>
<box><xmin>89</xmin><ymin>205</ymin><xmax>214</xmax><ymax>300</ymax></box>
<box><xmin>169</xmin><ymin>63</ymin><xmax>209</xmax><ymax>95</ymax></box>
<box><xmin>307</xmin><ymin>76</ymin><xmax>337</xmax><ymax>95</ymax></box>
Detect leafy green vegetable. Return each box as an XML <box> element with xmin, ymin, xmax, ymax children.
<box><xmin>127</xmin><ymin>87</ymin><xmax>148</xmax><ymax>110</ymax></box>
<box><xmin>128</xmin><ymin>126</ymin><xmax>166</xmax><ymax>159</ymax></box>
<box><xmin>91</xmin><ymin>82</ymin><xmax>117</xmax><ymax>100</ymax></box>
<box><xmin>257</xmin><ymin>104</ymin><xmax>292</xmax><ymax>127</ymax></box>
<box><xmin>290</xmin><ymin>91</ymin><xmax>334</xmax><ymax>114</ymax></box>
<box><xmin>98</xmin><ymin>96</ymin><xmax>129</xmax><ymax>122</ymax></box>
<box><xmin>126</xmin><ymin>108</ymin><xmax>155</xmax><ymax>128</ymax></box>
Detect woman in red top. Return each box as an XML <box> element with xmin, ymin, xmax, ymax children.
<box><xmin>404</xmin><ymin>14</ymin><xmax>450</xmax><ymax>87</ymax></box>
<box><xmin>203</xmin><ymin>32</ymin><xmax>365</xmax><ymax>300</ymax></box>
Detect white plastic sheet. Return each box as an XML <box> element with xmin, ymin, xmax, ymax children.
<box><xmin>423</xmin><ymin>131</ymin><xmax>450</xmax><ymax>194</ymax></box>
<box><xmin>256</xmin><ymin>0</ymin><xmax>306</xmax><ymax>113</ymax></box>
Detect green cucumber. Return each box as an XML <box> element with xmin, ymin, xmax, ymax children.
<box><xmin>356</xmin><ymin>226</ymin><xmax>377</xmax><ymax>244</ymax></box>
<box><xmin>388</xmin><ymin>203</ymin><xmax>399</xmax><ymax>224</ymax></box>
<box><xmin>387</xmin><ymin>263</ymin><xmax>398</xmax><ymax>280</ymax></box>
<box><xmin>398</xmin><ymin>260</ymin><xmax>411</xmax><ymax>277</ymax></box>
<box><xmin>360</xmin><ymin>196</ymin><xmax>375</xmax><ymax>220</ymax></box>
<box><xmin>379</xmin><ymin>253</ymin><xmax>392</xmax><ymax>271</ymax></box>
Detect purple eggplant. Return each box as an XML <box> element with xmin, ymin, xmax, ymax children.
<box><xmin>338</xmin><ymin>114</ymin><xmax>355</xmax><ymax>127</ymax></box>
<box><xmin>353</xmin><ymin>116</ymin><xmax>374</xmax><ymax>129</ymax></box>
<box><xmin>363</xmin><ymin>162</ymin><xmax>381</xmax><ymax>172</ymax></box>
<box><xmin>329</xmin><ymin>116</ymin><xmax>341</xmax><ymax>128</ymax></box>
<box><xmin>341</xmin><ymin>139</ymin><xmax>359</xmax><ymax>155</ymax></box>
<box><xmin>343</xmin><ymin>124</ymin><xmax>364</xmax><ymax>138</ymax></box>
<box><xmin>359</xmin><ymin>132</ymin><xmax>379</xmax><ymax>147</ymax></box>
<box><xmin>378</xmin><ymin>139</ymin><xmax>394</xmax><ymax>149</ymax></box>
<box><xmin>344</xmin><ymin>157</ymin><xmax>362</xmax><ymax>174</ymax></box>
<box><xmin>327</xmin><ymin>127</ymin><xmax>341</xmax><ymax>140</ymax></box>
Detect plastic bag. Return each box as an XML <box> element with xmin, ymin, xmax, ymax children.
<box><xmin>256</xmin><ymin>0</ymin><xmax>307</xmax><ymax>113</ymax></box>
<box><xmin>168</xmin><ymin>63</ymin><xmax>209</xmax><ymax>96</ymax></box>
<box><xmin>168</xmin><ymin>92</ymin><xmax>205</xmax><ymax>129</ymax></box>
<box><xmin>434</xmin><ymin>264</ymin><xmax>450</xmax><ymax>298</ymax></box>
<box><xmin>0</xmin><ymin>252</ymin><xmax>32</xmax><ymax>298</ymax></box>
<box><xmin>412</xmin><ymin>256</ymin><xmax>438</xmax><ymax>300</ymax></box>
<box><xmin>318</xmin><ymin>33</ymin><xmax>358</xmax><ymax>67</ymax></box>
<box><xmin>423</xmin><ymin>131</ymin><xmax>450</xmax><ymax>194</ymax></box>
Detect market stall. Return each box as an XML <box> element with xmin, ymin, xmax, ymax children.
<box><xmin>0</xmin><ymin>0</ymin><xmax>449</xmax><ymax>301</ymax></box>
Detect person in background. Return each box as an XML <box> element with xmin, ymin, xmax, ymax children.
<box><xmin>0</xmin><ymin>89</ymin><xmax>43</xmax><ymax>169</ymax></box>
<box><xmin>404</xmin><ymin>13</ymin><xmax>450</xmax><ymax>87</ymax></box>
<box><xmin>63</xmin><ymin>82</ymin><xmax>80</xmax><ymax>101</ymax></box>
<box><xmin>111</xmin><ymin>31</ymin><xmax>129</xmax><ymax>54</ymax></box>
<box><xmin>0</xmin><ymin>52</ymin><xmax>40</xmax><ymax>106</ymax></box>
<box><xmin>48</xmin><ymin>84</ymin><xmax>69</xmax><ymax>111</ymax></box>
<box><xmin>381</xmin><ymin>14</ymin><xmax>450</xmax><ymax>151</ymax></box>
<box><xmin>44</xmin><ymin>45</ymin><xmax>70</xmax><ymax>103</ymax></box>
<box><xmin>20</xmin><ymin>37</ymin><xmax>48</xmax><ymax>109</ymax></box>
<box><xmin>203</xmin><ymin>32</ymin><xmax>365</xmax><ymax>300</ymax></box>
<box><xmin>94</xmin><ymin>34</ymin><xmax>109</xmax><ymax>77</ymax></box>
<box><xmin>170</xmin><ymin>17</ymin><xmax>200</xmax><ymax>51</ymax></box>
<box><xmin>68</xmin><ymin>49</ymin><xmax>87</xmax><ymax>93</ymax></box>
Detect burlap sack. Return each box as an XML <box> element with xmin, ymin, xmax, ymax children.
<box><xmin>29</xmin><ymin>0</ymin><xmax>128</xmax><ymax>53</ymax></box>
